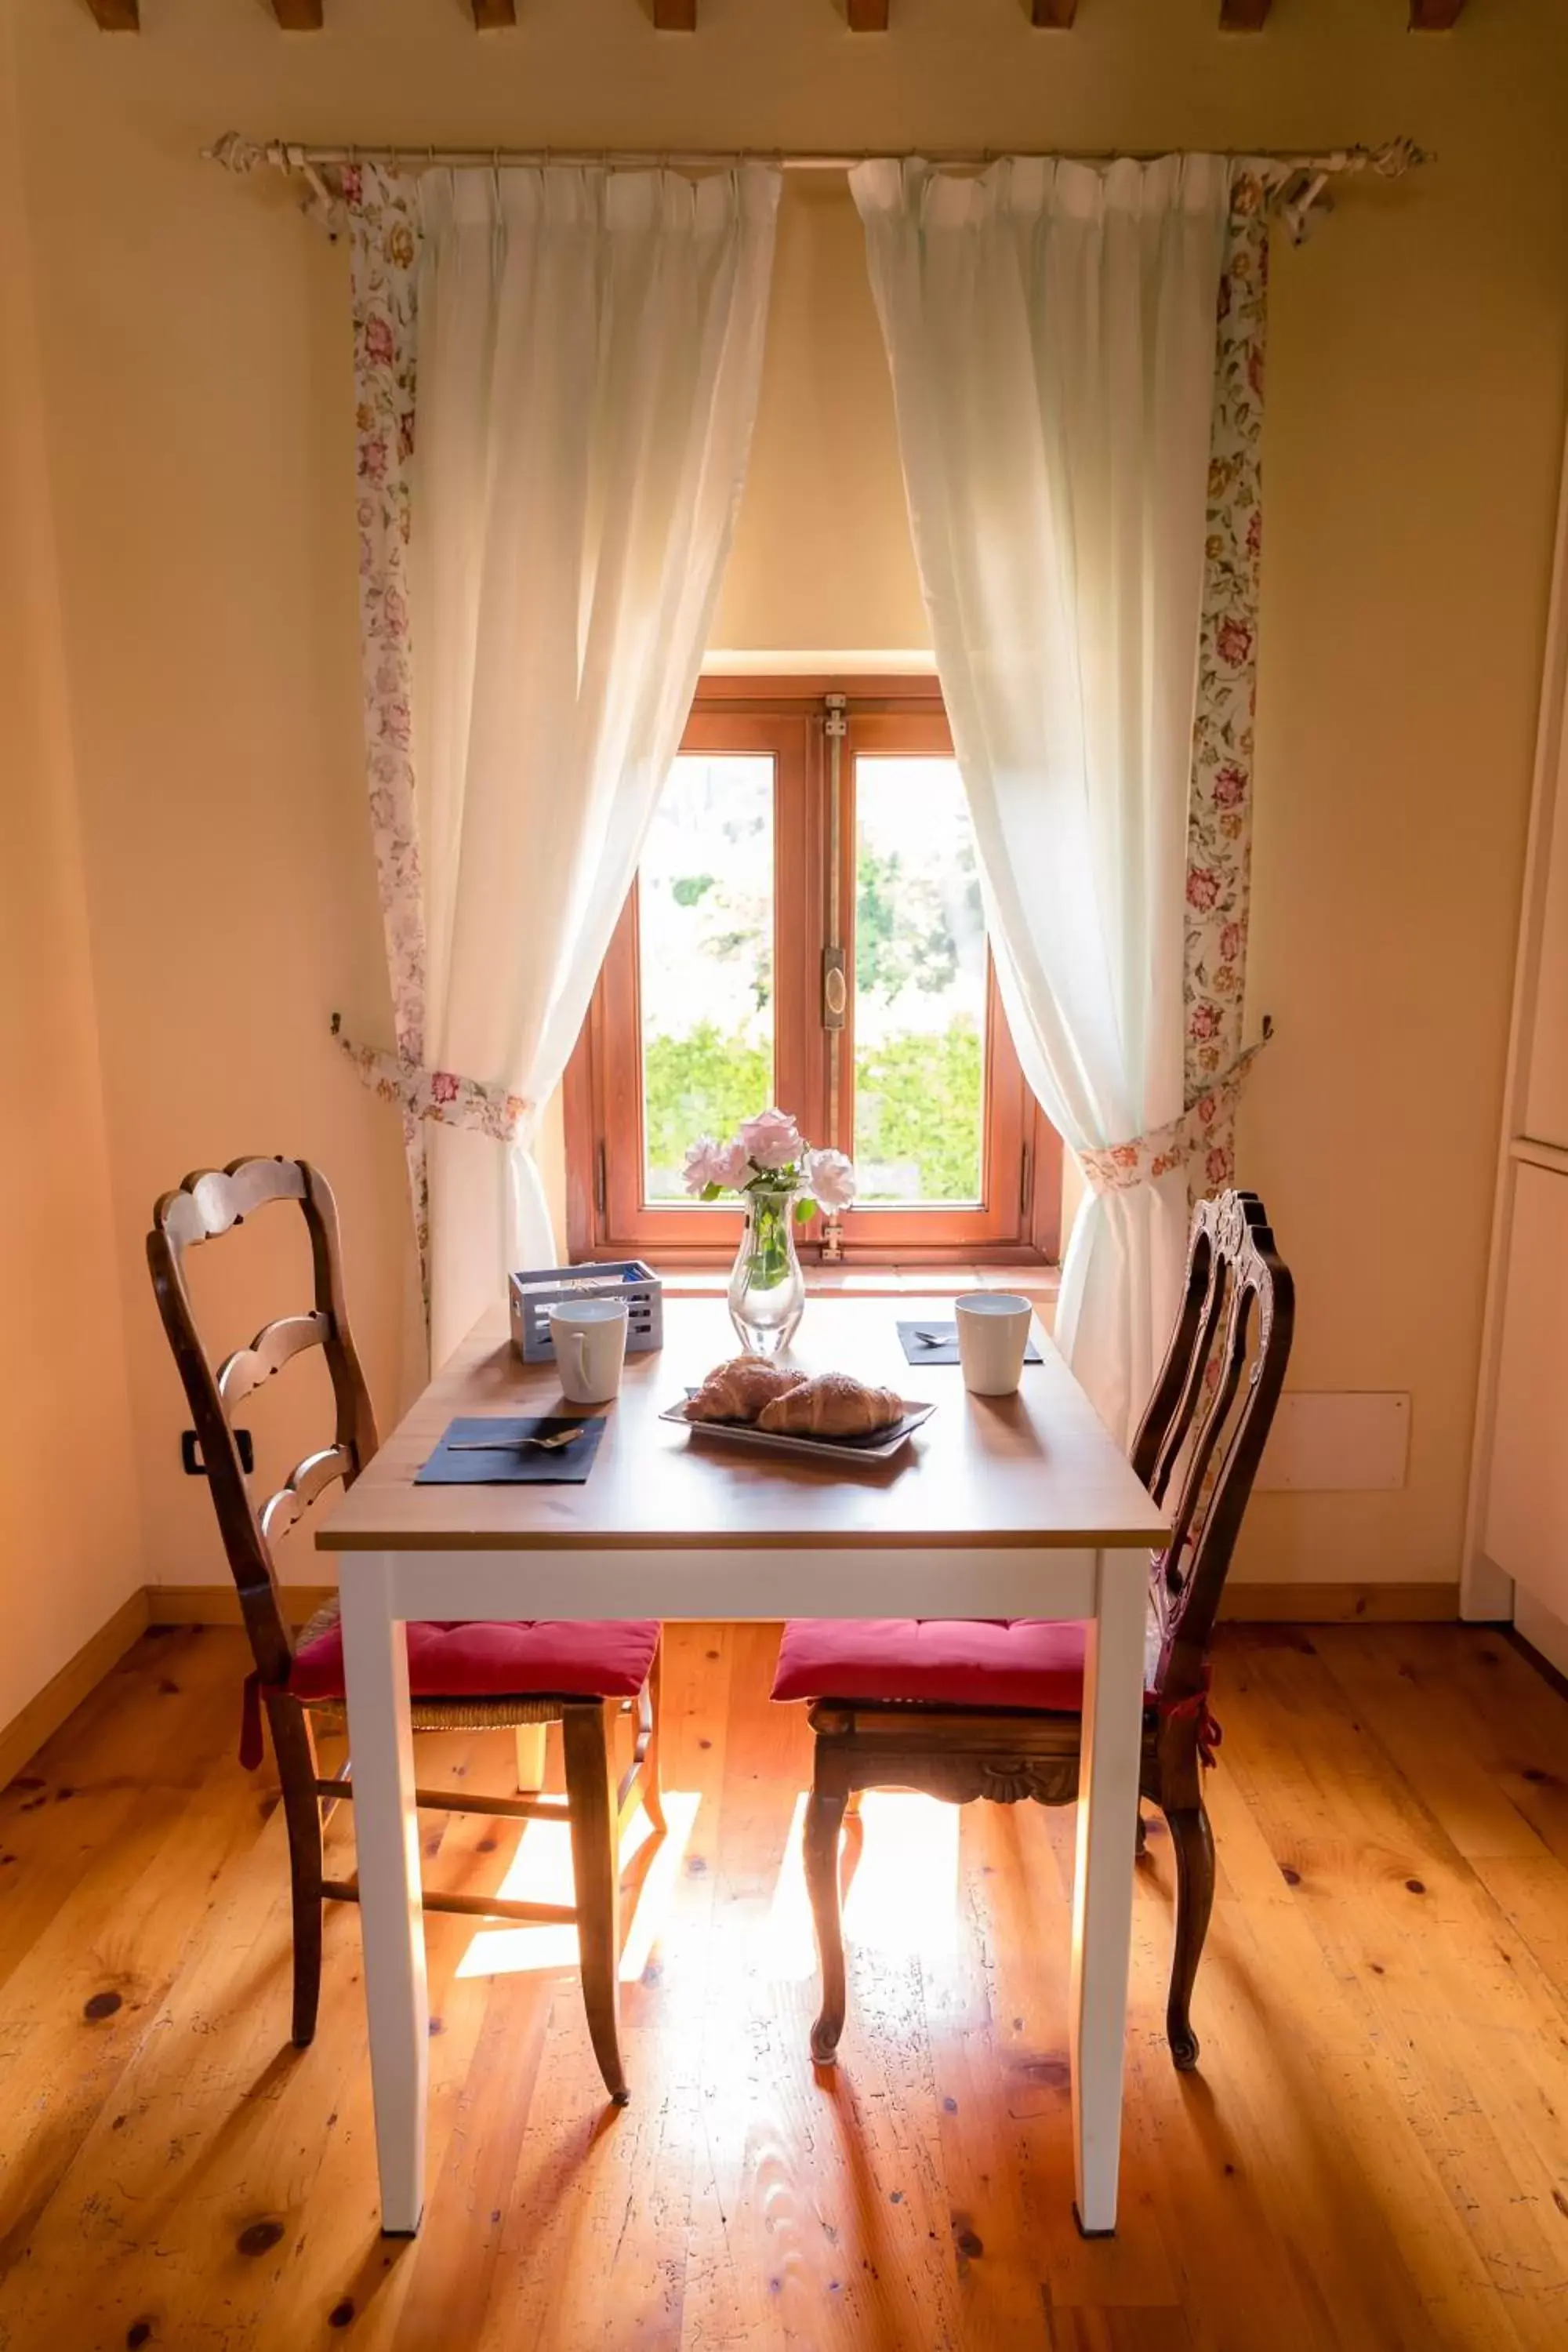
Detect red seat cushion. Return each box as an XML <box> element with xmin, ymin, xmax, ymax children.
<box><xmin>771</xmin><ymin>1618</ymin><xmax>1155</xmax><ymax>1713</ymax></box>
<box><xmin>289</xmin><ymin>1617</ymin><xmax>659</xmax><ymax>1705</ymax></box>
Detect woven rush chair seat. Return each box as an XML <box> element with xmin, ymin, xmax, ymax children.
<box><xmin>245</xmin><ymin>1599</ymin><xmax>662</xmax><ymax>1749</ymax></box>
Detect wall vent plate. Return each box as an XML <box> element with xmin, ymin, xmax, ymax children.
<box><xmin>1256</xmin><ymin>1393</ymin><xmax>1410</xmax><ymax>1493</ymax></box>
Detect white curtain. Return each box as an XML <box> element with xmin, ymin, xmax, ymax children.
<box><xmin>852</xmin><ymin>155</ymin><xmax>1231</xmax><ymax>1446</ymax></box>
<box><xmin>411</xmin><ymin>164</ymin><xmax>779</xmax><ymax>1363</ymax></box>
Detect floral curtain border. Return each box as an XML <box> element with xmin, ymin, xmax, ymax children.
<box><xmin>1181</xmin><ymin>172</ymin><xmax>1269</xmax><ymax>1197</ymax></box>
<box><xmin>347</xmin><ymin>165</ymin><xmax>432</xmax><ymax>1302</ymax></box>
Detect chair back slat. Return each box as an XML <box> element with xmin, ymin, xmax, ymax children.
<box><xmin>260</xmin><ymin>1443</ymin><xmax>357</xmax><ymax>1546</ymax></box>
<box><xmin>1132</xmin><ymin>1190</ymin><xmax>1294</xmax><ymax>1708</ymax></box>
<box><xmin>147</xmin><ymin>1157</ymin><xmax>378</xmax><ymax>1685</ymax></box>
<box><xmin>217</xmin><ymin>1312</ymin><xmax>332</xmax><ymax>1410</ymax></box>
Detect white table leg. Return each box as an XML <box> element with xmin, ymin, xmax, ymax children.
<box><xmin>339</xmin><ymin>1553</ymin><xmax>428</xmax><ymax>2234</ymax></box>
<box><xmin>1069</xmin><ymin>1548</ymin><xmax>1146</xmax><ymax>2235</ymax></box>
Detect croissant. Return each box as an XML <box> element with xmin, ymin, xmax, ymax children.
<box><xmin>756</xmin><ymin>1372</ymin><xmax>905</xmax><ymax>1438</ymax></box>
<box><xmin>688</xmin><ymin>1356</ymin><xmax>806</xmax><ymax>1424</ymax></box>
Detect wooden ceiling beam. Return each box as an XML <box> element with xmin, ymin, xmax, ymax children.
<box><xmin>84</xmin><ymin>1</ymin><xmax>139</xmax><ymax>27</ymax></box>
<box><xmin>1032</xmin><ymin>2</ymin><xmax>1079</xmax><ymax>24</ymax></box>
<box><xmin>1410</xmin><ymin>0</ymin><xmax>1465</xmax><ymax>24</ymax></box>
<box><xmin>1219</xmin><ymin>1</ymin><xmax>1272</xmax><ymax>27</ymax></box>
<box><xmin>847</xmin><ymin>0</ymin><xmax>890</xmax><ymax>28</ymax></box>
<box><xmin>473</xmin><ymin>1</ymin><xmax>517</xmax><ymax>25</ymax></box>
<box><xmin>271</xmin><ymin>1</ymin><xmax>324</xmax><ymax>24</ymax></box>
<box><xmin>653</xmin><ymin>0</ymin><xmax>698</xmax><ymax>24</ymax></box>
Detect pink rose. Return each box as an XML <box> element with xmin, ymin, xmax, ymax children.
<box><xmin>1186</xmin><ymin>868</ymin><xmax>1219</xmax><ymax>913</ymax></box>
<box><xmin>740</xmin><ymin>1108</ymin><xmax>804</xmax><ymax>1173</ymax></box>
<box><xmin>1216</xmin><ymin>616</ymin><xmax>1254</xmax><ymax>670</ymax></box>
<box><xmin>430</xmin><ymin>1070</ymin><xmax>460</xmax><ymax>1105</ymax></box>
<box><xmin>363</xmin><ymin>314</ymin><xmax>394</xmax><ymax>368</ymax></box>
<box><xmin>358</xmin><ymin>435</ymin><xmax>388</xmax><ymax>485</ymax></box>
<box><xmin>1189</xmin><ymin>1004</ymin><xmax>1221</xmax><ymax>1042</ymax></box>
<box><xmin>1212</xmin><ymin>764</ymin><xmax>1247</xmax><ymax>809</ymax></box>
<box><xmin>682</xmin><ymin>1136</ymin><xmax>748</xmax><ymax>1197</ymax></box>
<box><xmin>383</xmin><ymin>586</ymin><xmax>408</xmax><ymax>634</ymax></box>
<box><xmin>1206</xmin><ymin>1145</ymin><xmax>1232</xmax><ymax>1188</ymax></box>
<box><xmin>805</xmin><ymin>1147</ymin><xmax>857</xmax><ymax>1212</ymax></box>
<box><xmin>1220</xmin><ymin>923</ymin><xmax>1243</xmax><ymax>964</ymax></box>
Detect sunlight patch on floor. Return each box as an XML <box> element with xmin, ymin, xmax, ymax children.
<box><xmin>763</xmin><ymin>1788</ymin><xmax>962</xmax><ymax>1981</ymax></box>
<box><xmin>456</xmin><ymin>1791</ymin><xmax>702</xmax><ymax>1980</ymax></box>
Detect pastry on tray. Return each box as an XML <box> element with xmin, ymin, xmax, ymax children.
<box><xmin>756</xmin><ymin>1371</ymin><xmax>905</xmax><ymax>1438</ymax></box>
<box><xmin>686</xmin><ymin>1356</ymin><xmax>805</xmax><ymax>1424</ymax></box>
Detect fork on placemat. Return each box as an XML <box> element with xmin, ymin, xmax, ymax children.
<box><xmin>445</xmin><ymin>1427</ymin><xmax>587</xmax><ymax>1454</ymax></box>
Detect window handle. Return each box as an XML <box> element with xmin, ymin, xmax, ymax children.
<box><xmin>822</xmin><ymin>948</ymin><xmax>847</xmax><ymax>1031</ymax></box>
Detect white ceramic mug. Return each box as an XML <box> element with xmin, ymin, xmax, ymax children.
<box><xmin>955</xmin><ymin>1292</ymin><xmax>1033</xmax><ymax>1397</ymax></box>
<box><xmin>549</xmin><ymin>1298</ymin><xmax>629</xmax><ymax>1404</ymax></box>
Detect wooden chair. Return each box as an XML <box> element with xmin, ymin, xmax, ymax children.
<box><xmin>773</xmin><ymin>1188</ymin><xmax>1294</xmax><ymax>2071</ymax></box>
<box><xmin>147</xmin><ymin>1155</ymin><xmax>663</xmax><ymax>2103</ymax></box>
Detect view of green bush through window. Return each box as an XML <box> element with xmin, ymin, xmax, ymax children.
<box><xmin>639</xmin><ymin>756</ymin><xmax>774</xmax><ymax>1202</ymax></box>
<box><xmin>852</xmin><ymin>757</ymin><xmax>986</xmax><ymax>1203</ymax></box>
<box><xmin>637</xmin><ymin>750</ymin><xmax>986</xmax><ymax>1210</ymax></box>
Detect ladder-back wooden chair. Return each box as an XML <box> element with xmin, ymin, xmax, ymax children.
<box><xmin>773</xmin><ymin>1189</ymin><xmax>1294</xmax><ymax>2071</ymax></box>
<box><xmin>147</xmin><ymin>1155</ymin><xmax>663</xmax><ymax>2102</ymax></box>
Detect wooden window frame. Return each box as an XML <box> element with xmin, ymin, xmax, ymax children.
<box><xmin>564</xmin><ymin>677</ymin><xmax>1062</xmax><ymax>1269</ymax></box>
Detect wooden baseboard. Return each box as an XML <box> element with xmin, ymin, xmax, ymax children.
<box><xmin>147</xmin><ymin>1583</ymin><xmax>332</xmax><ymax>1629</ymax></box>
<box><xmin>1218</xmin><ymin>1581</ymin><xmax>1458</xmax><ymax>1623</ymax></box>
<box><xmin>148</xmin><ymin>1578</ymin><xmax>1461</xmax><ymax>1631</ymax></box>
<box><xmin>0</xmin><ymin>1588</ymin><xmax>151</xmax><ymax>1792</ymax></box>
<box><xmin>0</xmin><ymin>1575</ymin><xmax>1468</xmax><ymax>1790</ymax></box>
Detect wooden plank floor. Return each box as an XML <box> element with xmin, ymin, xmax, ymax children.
<box><xmin>2</xmin><ymin>1621</ymin><xmax>1567</xmax><ymax>2350</ymax></box>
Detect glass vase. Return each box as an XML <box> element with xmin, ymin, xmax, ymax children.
<box><xmin>728</xmin><ymin>1189</ymin><xmax>805</xmax><ymax>1357</ymax></box>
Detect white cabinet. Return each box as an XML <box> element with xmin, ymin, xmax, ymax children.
<box><xmin>1484</xmin><ymin>1163</ymin><xmax>1568</xmax><ymax>1625</ymax></box>
<box><xmin>1523</xmin><ymin>752</ymin><xmax>1568</xmax><ymax>1151</ymax></box>
<box><xmin>1466</xmin><ymin>417</ymin><xmax>1568</xmax><ymax>1652</ymax></box>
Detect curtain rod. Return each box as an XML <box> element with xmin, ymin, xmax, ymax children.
<box><xmin>205</xmin><ymin>131</ymin><xmax>1427</xmax><ymax>244</ymax></box>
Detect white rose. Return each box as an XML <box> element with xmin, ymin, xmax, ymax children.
<box><xmin>806</xmin><ymin>1146</ymin><xmax>857</xmax><ymax>1211</ymax></box>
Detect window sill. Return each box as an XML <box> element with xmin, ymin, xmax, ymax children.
<box><xmin>654</xmin><ymin>1262</ymin><xmax>1061</xmax><ymax>1304</ymax></box>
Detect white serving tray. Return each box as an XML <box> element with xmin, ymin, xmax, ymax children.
<box><xmin>659</xmin><ymin>1396</ymin><xmax>936</xmax><ymax>1467</ymax></box>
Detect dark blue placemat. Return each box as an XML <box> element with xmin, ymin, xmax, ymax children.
<box><xmin>416</xmin><ymin>1415</ymin><xmax>606</xmax><ymax>1485</ymax></box>
<box><xmin>896</xmin><ymin>1318</ymin><xmax>1043</xmax><ymax>1368</ymax></box>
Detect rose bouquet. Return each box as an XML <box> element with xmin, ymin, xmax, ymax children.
<box><xmin>683</xmin><ymin>1109</ymin><xmax>857</xmax><ymax>1351</ymax></box>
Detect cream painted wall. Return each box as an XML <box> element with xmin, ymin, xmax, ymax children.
<box><xmin>9</xmin><ymin>0</ymin><xmax>1568</xmax><ymax>1602</ymax></box>
<box><xmin>0</xmin><ymin>9</ymin><xmax>143</xmax><ymax>1723</ymax></box>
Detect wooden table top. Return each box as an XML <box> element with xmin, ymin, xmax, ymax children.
<box><xmin>316</xmin><ymin>1297</ymin><xmax>1169</xmax><ymax>1554</ymax></box>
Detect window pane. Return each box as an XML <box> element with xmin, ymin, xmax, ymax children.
<box><xmin>852</xmin><ymin>757</ymin><xmax>986</xmax><ymax>1205</ymax></box>
<box><xmin>639</xmin><ymin>755</ymin><xmax>775</xmax><ymax>1203</ymax></box>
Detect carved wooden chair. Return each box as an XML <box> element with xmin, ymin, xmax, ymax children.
<box><xmin>773</xmin><ymin>1189</ymin><xmax>1294</xmax><ymax>2071</ymax></box>
<box><xmin>147</xmin><ymin>1156</ymin><xmax>663</xmax><ymax>2102</ymax></box>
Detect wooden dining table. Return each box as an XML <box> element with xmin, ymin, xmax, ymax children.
<box><xmin>315</xmin><ymin>1294</ymin><xmax>1170</xmax><ymax>2238</ymax></box>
